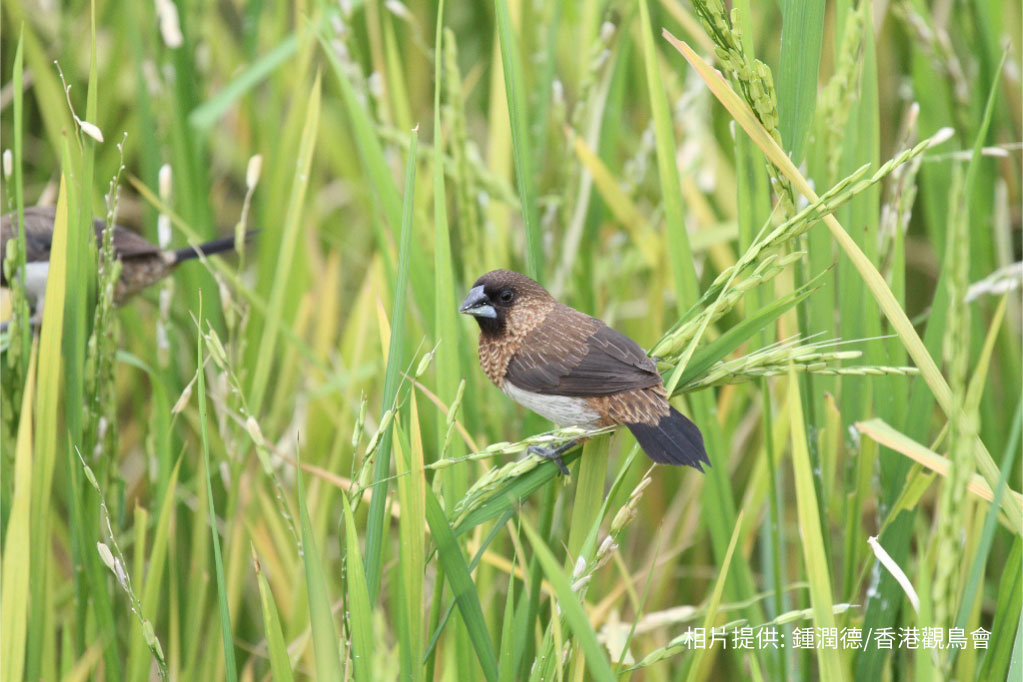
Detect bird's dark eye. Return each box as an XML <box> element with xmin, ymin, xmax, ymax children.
<box><xmin>499</xmin><ymin>289</ymin><xmax>515</xmax><ymax>303</ymax></box>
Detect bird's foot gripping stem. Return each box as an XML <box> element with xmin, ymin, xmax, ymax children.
<box><xmin>527</xmin><ymin>441</ymin><xmax>577</xmax><ymax>476</ymax></box>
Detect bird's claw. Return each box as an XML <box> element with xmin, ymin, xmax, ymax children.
<box><xmin>527</xmin><ymin>442</ymin><xmax>575</xmax><ymax>476</ymax></box>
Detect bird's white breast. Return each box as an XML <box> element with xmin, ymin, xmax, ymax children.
<box><xmin>502</xmin><ymin>381</ymin><xmax>601</xmax><ymax>428</ymax></box>
<box><xmin>23</xmin><ymin>261</ymin><xmax>50</xmax><ymax>305</ymax></box>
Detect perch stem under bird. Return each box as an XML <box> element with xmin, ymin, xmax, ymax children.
<box><xmin>1</xmin><ymin>205</ymin><xmax>256</xmax><ymax>322</ymax></box>
<box><xmin>460</xmin><ymin>270</ymin><xmax>709</xmax><ymax>474</ymax></box>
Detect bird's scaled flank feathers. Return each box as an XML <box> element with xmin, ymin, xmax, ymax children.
<box><xmin>505</xmin><ymin>305</ymin><xmax>662</xmax><ymax>397</ymax></box>
<box><xmin>625</xmin><ymin>407</ymin><xmax>709</xmax><ymax>470</ymax></box>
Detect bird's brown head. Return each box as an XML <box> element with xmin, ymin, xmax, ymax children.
<box><xmin>459</xmin><ymin>269</ymin><xmax>553</xmax><ymax>336</ymax></box>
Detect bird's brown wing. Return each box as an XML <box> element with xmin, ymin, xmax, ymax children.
<box><xmin>1</xmin><ymin>206</ymin><xmax>62</xmax><ymax>263</ymax></box>
<box><xmin>1</xmin><ymin>205</ymin><xmax>159</xmax><ymax>262</ymax></box>
<box><xmin>504</xmin><ymin>304</ymin><xmax>662</xmax><ymax>396</ymax></box>
<box><xmin>107</xmin><ymin>223</ymin><xmax>161</xmax><ymax>259</ymax></box>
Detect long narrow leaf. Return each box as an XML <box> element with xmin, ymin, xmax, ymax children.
<box><xmin>493</xmin><ymin>0</ymin><xmax>542</xmax><ymax>279</ymax></box>
<box><xmin>856</xmin><ymin>419</ymin><xmax>1023</xmax><ymax>507</ymax></box>
<box><xmin>395</xmin><ymin>400</ymin><xmax>427</xmax><ymax>682</ymax></box>
<box><xmin>127</xmin><ymin>458</ymin><xmax>182</xmax><ymax>680</ymax></box>
<box><xmin>424</xmin><ymin>489</ymin><xmax>499</xmax><ymax>681</ymax></box>
<box><xmin>253</xmin><ymin>547</ymin><xmax>295</xmax><ymax>682</ymax></box>
<box><xmin>777</xmin><ymin>0</ymin><xmax>825</xmax><ymax>163</ymax></box>
<box><xmin>520</xmin><ymin>518</ymin><xmax>617</xmax><ymax>682</ymax></box>
<box><xmin>364</xmin><ymin>126</ymin><xmax>419</xmax><ymax>599</ymax></box>
<box><xmin>341</xmin><ymin>494</ymin><xmax>374</xmax><ymax>682</ymax></box>
<box><xmin>296</xmin><ymin>455</ymin><xmax>344</xmax><ymax>679</ymax></box>
<box><xmin>788</xmin><ymin>370</ymin><xmax>844</xmax><ymax>681</ymax></box>
<box><xmin>30</xmin><ymin>166</ymin><xmax>77</xmax><ymax>677</ymax></box>
<box><xmin>248</xmin><ymin>71</ymin><xmax>321</xmax><ymax>414</ymax></box>
<box><xmin>0</xmin><ymin>342</ymin><xmax>37</xmax><ymax>682</ymax></box>
<box><xmin>639</xmin><ymin>0</ymin><xmax>699</xmax><ymax>305</ymax></box>
<box><xmin>196</xmin><ymin>306</ymin><xmax>238</xmax><ymax>682</ymax></box>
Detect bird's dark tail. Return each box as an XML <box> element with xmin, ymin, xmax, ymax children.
<box><xmin>171</xmin><ymin>230</ymin><xmax>258</xmax><ymax>263</ymax></box>
<box><xmin>626</xmin><ymin>407</ymin><xmax>710</xmax><ymax>471</ymax></box>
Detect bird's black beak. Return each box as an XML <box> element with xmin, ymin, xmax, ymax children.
<box><xmin>459</xmin><ymin>285</ymin><xmax>497</xmax><ymax>319</ymax></box>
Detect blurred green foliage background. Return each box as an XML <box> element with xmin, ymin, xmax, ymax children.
<box><xmin>1</xmin><ymin>0</ymin><xmax>1020</xmax><ymax>680</ymax></box>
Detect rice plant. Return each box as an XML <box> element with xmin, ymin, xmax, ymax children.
<box><xmin>1</xmin><ymin>1</ymin><xmax>1020</xmax><ymax>680</ymax></box>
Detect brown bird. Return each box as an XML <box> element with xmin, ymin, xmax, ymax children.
<box><xmin>460</xmin><ymin>269</ymin><xmax>709</xmax><ymax>473</ymax></box>
<box><xmin>1</xmin><ymin>205</ymin><xmax>252</xmax><ymax>316</ymax></box>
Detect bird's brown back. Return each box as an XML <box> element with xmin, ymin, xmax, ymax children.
<box><xmin>506</xmin><ymin>304</ymin><xmax>661</xmax><ymax>396</ymax></box>
<box><xmin>1</xmin><ymin>206</ymin><xmax>65</xmax><ymax>265</ymax></box>
<box><xmin>1</xmin><ymin>206</ymin><xmax>160</xmax><ymax>262</ymax></box>
<box><xmin>1</xmin><ymin>206</ymin><xmax>163</xmax><ymax>288</ymax></box>
<box><xmin>479</xmin><ymin>296</ymin><xmax>663</xmax><ymax>393</ymax></box>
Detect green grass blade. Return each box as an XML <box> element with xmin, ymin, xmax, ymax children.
<box><xmin>673</xmin><ymin>280</ymin><xmax>818</xmax><ymax>390</ymax></box>
<box><xmin>452</xmin><ymin>453</ymin><xmax>580</xmax><ymax>536</ymax></box>
<box><xmin>57</xmin><ymin>12</ymin><xmax>98</xmax><ymax>674</ymax></box>
<box><xmin>30</xmin><ymin>165</ymin><xmax>78</xmax><ymax>678</ymax></box>
<box><xmin>429</xmin><ymin>3</ymin><xmax>474</xmax><ymax>672</ymax></box>
<box><xmin>565</xmin><ymin>437</ymin><xmax>609</xmax><ymax>559</ymax></box>
<box><xmin>424</xmin><ymin>507</ymin><xmax>516</xmax><ymax>662</ymax></box>
<box><xmin>1008</xmin><ymin>609</ymin><xmax>1023</xmax><ymax>682</ymax></box>
<box><xmin>431</xmin><ymin>0</ymin><xmax>467</xmax><ymax>476</ymax></box>
<box><xmin>979</xmin><ymin>537</ymin><xmax>1021</xmax><ymax>681</ymax></box>
<box><xmin>64</xmin><ymin>0</ymin><xmax>100</xmax><ymax>448</ymax></box>
<box><xmin>189</xmin><ymin>27</ymin><xmax>309</xmax><ymax>131</ymax></box>
<box><xmin>252</xmin><ymin>547</ymin><xmax>295</xmax><ymax>682</ymax></box>
<box><xmin>734</xmin><ymin>76</ymin><xmax>786</xmax><ymax>676</ymax></box>
<box><xmin>364</xmin><ymin>126</ymin><xmax>419</xmax><ymax>600</ymax></box>
<box><xmin>56</xmin><ymin>138</ymin><xmax>85</xmax><ymax>682</ymax></box>
<box><xmin>341</xmin><ymin>494</ymin><xmax>374</xmax><ymax>682</ymax></box>
<box><xmin>787</xmin><ymin>368</ymin><xmax>844</xmax><ymax>680</ymax></box>
<box><xmin>639</xmin><ymin>0</ymin><xmax>699</xmax><ymax>306</ymax></box>
<box><xmin>430</xmin><ymin>0</ymin><xmax>471</xmax><ymax>542</ymax></box>
<box><xmin>493</xmin><ymin>0</ymin><xmax>542</xmax><ymax>280</ymax></box>
<box><xmin>248</xmin><ymin>71</ymin><xmax>321</xmax><ymax>414</ymax></box>
<box><xmin>196</xmin><ymin>304</ymin><xmax>238</xmax><ymax>682</ymax></box>
<box><xmin>11</xmin><ymin>26</ymin><xmax>30</xmax><ymax>377</ymax></box>
<box><xmin>856</xmin><ymin>419</ymin><xmax>1021</xmax><ymax>507</ymax></box>
<box><xmin>296</xmin><ymin>451</ymin><xmax>344</xmax><ymax>679</ymax></box>
<box><xmin>127</xmin><ymin>457</ymin><xmax>182</xmax><ymax>680</ymax></box>
<box><xmin>950</xmin><ymin>396</ymin><xmax>1021</xmax><ymax>668</ymax></box>
<box><xmin>520</xmin><ymin>517</ymin><xmax>616</xmax><ymax>682</ymax></box>
<box><xmin>777</xmin><ymin>0</ymin><xmax>825</xmax><ymax>163</ymax></box>
<box><xmin>963</xmin><ymin>49</ymin><xmax>1007</xmax><ymax>216</ymax></box>
<box><xmin>2</xmin><ymin>5</ymin><xmax>72</xmax><ymax>157</ymax></box>
<box><xmin>318</xmin><ymin>28</ymin><xmax>434</xmax><ymax>322</ymax></box>
<box><xmin>0</xmin><ymin>342</ymin><xmax>37</xmax><ymax>682</ymax></box>
<box><xmin>381</xmin><ymin>13</ymin><xmax>413</xmax><ymax>131</ymax></box>
<box><xmin>496</xmin><ymin>553</ymin><xmax>518</xmax><ymax>682</ymax></box>
<box><xmin>678</xmin><ymin>511</ymin><xmax>744</xmax><ymax>681</ymax></box>
<box><xmin>395</xmin><ymin>400</ymin><xmax>427</xmax><ymax>682</ymax></box>
<box><xmin>647</xmin><ymin>8</ymin><xmax>760</xmax><ymax>610</ymax></box>
<box><xmin>424</xmin><ymin>488</ymin><xmax>499</xmax><ymax>681</ymax></box>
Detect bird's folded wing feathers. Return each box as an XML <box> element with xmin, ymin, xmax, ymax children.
<box><xmin>2</xmin><ymin>206</ymin><xmax>60</xmax><ymax>263</ymax></box>
<box><xmin>1</xmin><ymin>205</ymin><xmax>161</xmax><ymax>263</ymax></box>
<box><xmin>105</xmin><ymin>223</ymin><xmax>162</xmax><ymax>258</ymax></box>
<box><xmin>504</xmin><ymin>305</ymin><xmax>661</xmax><ymax>396</ymax></box>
